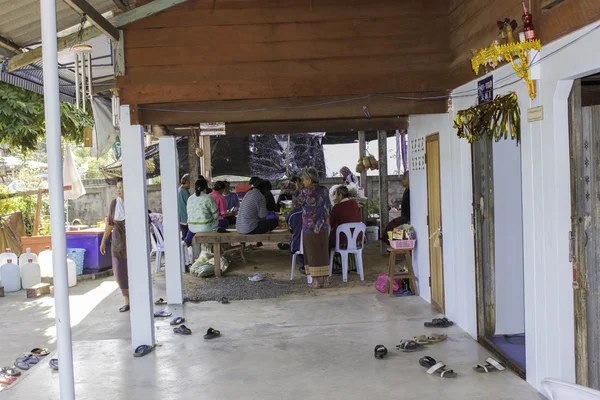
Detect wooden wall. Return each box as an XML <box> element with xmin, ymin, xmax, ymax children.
<box><xmin>117</xmin><ymin>0</ymin><xmax>450</xmax><ymax>116</ymax></box>
<box><xmin>449</xmin><ymin>0</ymin><xmax>600</xmax><ymax>88</ymax></box>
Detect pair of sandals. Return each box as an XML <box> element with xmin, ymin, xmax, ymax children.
<box><xmin>14</xmin><ymin>348</ymin><xmax>49</xmax><ymax>370</ymax></box>
<box><xmin>413</xmin><ymin>333</ymin><xmax>447</xmax><ymax>345</ymax></box>
<box><xmin>170</xmin><ymin>317</ymin><xmax>192</xmax><ymax>335</ymax></box>
<box><xmin>420</xmin><ymin>356</ymin><xmax>458</xmax><ymax>378</ymax></box>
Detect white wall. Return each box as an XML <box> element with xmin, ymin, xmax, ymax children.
<box><xmin>409</xmin><ymin>20</ymin><xmax>600</xmax><ymax>392</ymax></box>
<box><xmin>493</xmin><ymin>138</ymin><xmax>525</xmax><ymax>335</ymax></box>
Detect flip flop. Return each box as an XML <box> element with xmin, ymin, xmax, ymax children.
<box><xmin>170</xmin><ymin>317</ymin><xmax>185</xmax><ymax>326</ymax></box>
<box><xmin>424</xmin><ymin>317</ymin><xmax>454</xmax><ymax>328</ymax></box>
<box><xmin>427</xmin><ymin>333</ymin><xmax>448</xmax><ymax>343</ymax></box>
<box><xmin>133</xmin><ymin>345</ymin><xmax>154</xmax><ymax>358</ymax></box>
<box><xmin>419</xmin><ymin>356</ymin><xmax>457</xmax><ymax>378</ymax></box>
<box><xmin>30</xmin><ymin>348</ymin><xmax>50</xmax><ymax>357</ymax></box>
<box><xmin>203</xmin><ymin>327</ymin><xmax>221</xmax><ymax>340</ymax></box>
<box><xmin>414</xmin><ymin>335</ymin><xmax>430</xmax><ymax>345</ymax></box>
<box><xmin>0</xmin><ymin>367</ymin><xmax>21</xmax><ymax>377</ymax></box>
<box><xmin>248</xmin><ymin>273</ymin><xmax>264</xmax><ymax>282</ymax></box>
<box><xmin>173</xmin><ymin>325</ymin><xmax>192</xmax><ymax>335</ymax></box>
<box><xmin>474</xmin><ymin>357</ymin><xmax>505</xmax><ymax>373</ymax></box>
<box><xmin>14</xmin><ymin>361</ymin><xmax>30</xmax><ymax>371</ymax></box>
<box><xmin>49</xmin><ymin>359</ymin><xmax>59</xmax><ymax>371</ymax></box>
<box><xmin>0</xmin><ymin>374</ymin><xmax>17</xmax><ymax>385</ymax></box>
<box><xmin>220</xmin><ymin>297</ymin><xmax>230</xmax><ymax>304</ymax></box>
<box><xmin>154</xmin><ymin>298</ymin><xmax>167</xmax><ymax>305</ymax></box>
<box><xmin>396</xmin><ymin>340</ymin><xmax>424</xmax><ymax>352</ymax></box>
<box><xmin>15</xmin><ymin>355</ymin><xmax>40</xmax><ymax>365</ymax></box>
<box><xmin>374</xmin><ymin>345</ymin><xmax>388</xmax><ymax>360</ymax></box>
<box><xmin>154</xmin><ymin>310</ymin><xmax>172</xmax><ymax>318</ymax></box>
<box><xmin>119</xmin><ymin>305</ymin><xmax>130</xmax><ymax>313</ymax></box>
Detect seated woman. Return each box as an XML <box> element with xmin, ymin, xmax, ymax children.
<box><xmin>209</xmin><ymin>180</ymin><xmax>230</xmax><ymax>229</ymax></box>
<box><xmin>329</xmin><ymin>186</ymin><xmax>361</xmax><ymax>249</ymax></box>
<box><xmin>236</xmin><ymin>180</ymin><xmax>278</xmax><ymax>234</ymax></box>
<box><xmin>184</xmin><ymin>178</ymin><xmax>219</xmax><ymax>246</ymax></box>
<box><xmin>263</xmin><ymin>180</ymin><xmax>278</xmax><ymax>212</ymax></box>
<box><xmin>287</xmin><ymin>204</ymin><xmax>304</xmax><ymax>273</ymax></box>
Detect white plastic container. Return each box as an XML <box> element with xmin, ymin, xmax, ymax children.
<box><xmin>0</xmin><ymin>259</ymin><xmax>21</xmax><ymax>292</ymax></box>
<box><xmin>365</xmin><ymin>226</ymin><xmax>380</xmax><ymax>242</ymax></box>
<box><xmin>39</xmin><ymin>246</ymin><xmax>53</xmax><ymax>278</ymax></box>
<box><xmin>67</xmin><ymin>257</ymin><xmax>77</xmax><ymax>287</ymax></box>
<box><xmin>0</xmin><ymin>248</ymin><xmax>18</xmax><ymax>268</ymax></box>
<box><xmin>19</xmin><ymin>248</ymin><xmax>38</xmax><ymax>267</ymax></box>
<box><xmin>21</xmin><ymin>258</ymin><xmax>41</xmax><ymax>289</ymax></box>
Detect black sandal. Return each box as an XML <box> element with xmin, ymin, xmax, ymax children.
<box><xmin>220</xmin><ymin>297</ymin><xmax>229</xmax><ymax>304</ymax></box>
<box><xmin>396</xmin><ymin>340</ymin><xmax>424</xmax><ymax>352</ymax></box>
<box><xmin>374</xmin><ymin>345</ymin><xmax>388</xmax><ymax>359</ymax></box>
<box><xmin>119</xmin><ymin>305</ymin><xmax>130</xmax><ymax>313</ymax></box>
<box><xmin>173</xmin><ymin>325</ymin><xmax>192</xmax><ymax>335</ymax></box>
<box><xmin>203</xmin><ymin>327</ymin><xmax>221</xmax><ymax>340</ymax></box>
<box><xmin>419</xmin><ymin>356</ymin><xmax>457</xmax><ymax>378</ymax></box>
<box><xmin>424</xmin><ymin>317</ymin><xmax>454</xmax><ymax>328</ymax></box>
<box><xmin>154</xmin><ymin>298</ymin><xmax>167</xmax><ymax>305</ymax></box>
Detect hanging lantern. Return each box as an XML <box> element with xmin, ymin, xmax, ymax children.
<box><xmin>73</xmin><ymin>44</ymin><xmax>93</xmax><ymax>111</ymax></box>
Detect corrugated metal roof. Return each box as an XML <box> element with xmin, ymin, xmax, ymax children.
<box><xmin>0</xmin><ymin>0</ymin><xmax>122</xmax><ymax>49</ymax></box>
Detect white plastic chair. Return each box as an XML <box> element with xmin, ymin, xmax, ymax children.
<box><xmin>329</xmin><ymin>222</ymin><xmax>366</xmax><ymax>282</ymax></box>
<box><xmin>290</xmin><ymin>232</ymin><xmax>303</xmax><ymax>280</ymax></box>
<box><xmin>542</xmin><ymin>378</ymin><xmax>600</xmax><ymax>400</ymax></box>
<box><xmin>150</xmin><ymin>221</ymin><xmax>165</xmax><ymax>272</ymax></box>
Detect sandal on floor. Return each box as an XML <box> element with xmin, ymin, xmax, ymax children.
<box><xmin>154</xmin><ymin>310</ymin><xmax>172</xmax><ymax>318</ymax></box>
<box><xmin>414</xmin><ymin>335</ymin><xmax>430</xmax><ymax>345</ymax></box>
<box><xmin>170</xmin><ymin>317</ymin><xmax>185</xmax><ymax>326</ymax></box>
<box><xmin>396</xmin><ymin>340</ymin><xmax>424</xmax><ymax>352</ymax></box>
<box><xmin>374</xmin><ymin>345</ymin><xmax>388</xmax><ymax>359</ymax></box>
<box><xmin>133</xmin><ymin>345</ymin><xmax>154</xmax><ymax>358</ymax></box>
<box><xmin>14</xmin><ymin>361</ymin><xmax>30</xmax><ymax>371</ymax></box>
<box><xmin>16</xmin><ymin>355</ymin><xmax>40</xmax><ymax>365</ymax></box>
<box><xmin>173</xmin><ymin>325</ymin><xmax>192</xmax><ymax>335</ymax></box>
<box><xmin>0</xmin><ymin>374</ymin><xmax>17</xmax><ymax>385</ymax></box>
<box><xmin>154</xmin><ymin>298</ymin><xmax>167</xmax><ymax>305</ymax></box>
<box><xmin>30</xmin><ymin>348</ymin><xmax>50</xmax><ymax>357</ymax></box>
<box><xmin>119</xmin><ymin>305</ymin><xmax>130</xmax><ymax>313</ymax></box>
<box><xmin>427</xmin><ymin>333</ymin><xmax>448</xmax><ymax>343</ymax></box>
<box><xmin>203</xmin><ymin>327</ymin><xmax>221</xmax><ymax>340</ymax></box>
<box><xmin>424</xmin><ymin>317</ymin><xmax>454</xmax><ymax>328</ymax></box>
<box><xmin>0</xmin><ymin>367</ymin><xmax>21</xmax><ymax>377</ymax></box>
<box><xmin>419</xmin><ymin>356</ymin><xmax>457</xmax><ymax>378</ymax></box>
<box><xmin>220</xmin><ymin>297</ymin><xmax>230</xmax><ymax>304</ymax></box>
<box><xmin>49</xmin><ymin>359</ymin><xmax>59</xmax><ymax>371</ymax></box>
<box><xmin>474</xmin><ymin>357</ymin><xmax>505</xmax><ymax>373</ymax></box>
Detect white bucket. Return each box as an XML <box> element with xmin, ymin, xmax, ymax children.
<box><xmin>365</xmin><ymin>226</ymin><xmax>379</xmax><ymax>242</ymax></box>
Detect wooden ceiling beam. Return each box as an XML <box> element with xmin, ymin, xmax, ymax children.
<box><xmin>135</xmin><ymin>93</ymin><xmax>447</xmax><ymax>125</ymax></box>
<box><xmin>8</xmin><ymin>0</ymin><xmax>190</xmax><ymax>72</ymax></box>
<box><xmin>62</xmin><ymin>0</ymin><xmax>120</xmax><ymax>41</ymax></box>
<box><xmin>0</xmin><ymin>35</ymin><xmax>22</xmax><ymax>54</ymax></box>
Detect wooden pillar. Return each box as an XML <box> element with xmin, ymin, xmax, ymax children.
<box><xmin>159</xmin><ymin>137</ymin><xmax>184</xmax><ymax>304</ymax></box>
<box><xmin>188</xmin><ymin>134</ymin><xmax>199</xmax><ymax>183</ymax></box>
<box><xmin>201</xmin><ymin>135</ymin><xmax>212</xmax><ymax>184</ymax></box>
<box><xmin>378</xmin><ymin>130</ymin><xmax>389</xmax><ymax>255</ymax></box>
<box><xmin>121</xmin><ymin>104</ymin><xmax>156</xmax><ymax>350</ymax></box>
<box><xmin>358</xmin><ymin>131</ymin><xmax>368</xmax><ymax>221</ymax></box>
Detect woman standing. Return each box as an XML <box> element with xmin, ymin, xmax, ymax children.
<box><xmin>184</xmin><ymin>178</ymin><xmax>219</xmax><ymax>246</ymax></box>
<box><xmin>294</xmin><ymin>168</ymin><xmax>331</xmax><ymax>288</ymax></box>
<box><xmin>100</xmin><ymin>178</ymin><xmax>130</xmax><ymax>312</ymax></box>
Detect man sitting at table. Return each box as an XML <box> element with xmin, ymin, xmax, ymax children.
<box><xmin>236</xmin><ymin>180</ymin><xmax>278</xmax><ymax>234</ymax></box>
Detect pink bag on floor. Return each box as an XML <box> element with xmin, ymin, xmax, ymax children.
<box><xmin>375</xmin><ymin>274</ymin><xmax>400</xmax><ymax>293</ymax></box>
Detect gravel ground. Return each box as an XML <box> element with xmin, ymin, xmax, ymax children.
<box><xmin>184</xmin><ymin>274</ymin><xmax>307</xmax><ymax>302</ymax></box>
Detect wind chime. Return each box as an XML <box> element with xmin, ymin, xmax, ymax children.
<box><xmin>73</xmin><ymin>44</ymin><xmax>92</xmax><ymax>111</ymax></box>
<box><xmin>110</xmin><ymin>88</ymin><xmax>120</xmax><ymax>128</ymax></box>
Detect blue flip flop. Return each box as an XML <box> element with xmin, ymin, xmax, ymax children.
<box><xmin>14</xmin><ymin>361</ymin><xmax>30</xmax><ymax>371</ymax></box>
<box><xmin>170</xmin><ymin>317</ymin><xmax>185</xmax><ymax>326</ymax></box>
<box><xmin>49</xmin><ymin>359</ymin><xmax>59</xmax><ymax>371</ymax></box>
<box><xmin>133</xmin><ymin>345</ymin><xmax>154</xmax><ymax>358</ymax></box>
<box><xmin>154</xmin><ymin>310</ymin><xmax>172</xmax><ymax>318</ymax></box>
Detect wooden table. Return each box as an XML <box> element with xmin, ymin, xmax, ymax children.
<box><xmin>387</xmin><ymin>248</ymin><xmax>418</xmax><ymax>296</ymax></box>
<box><xmin>194</xmin><ymin>231</ymin><xmax>292</xmax><ymax>277</ymax></box>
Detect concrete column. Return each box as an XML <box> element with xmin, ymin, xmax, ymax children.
<box><xmin>121</xmin><ymin>105</ymin><xmax>156</xmax><ymax>349</ymax></box>
<box><xmin>40</xmin><ymin>1</ymin><xmax>75</xmax><ymax>398</ymax></box>
<box><xmin>159</xmin><ymin>137</ymin><xmax>184</xmax><ymax>304</ymax></box>
<box><xmin>378</xmin><ymin>130</ymin><xmax>389</xmax><ymax>255</ymax></box>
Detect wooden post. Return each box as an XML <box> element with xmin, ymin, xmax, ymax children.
<box><xmin>358</xmin><ymin>131</ymin><xmax>368</xmax><ymax>221</ymax></box>
<box><xmin>201</xmin><ymin>135</ymin><xmax>212</xmax><ymax>184</ymax></box>
<box><xmin>33</xmin><ymin>189</ymin><xmax>43</xmax><ymax>236</ymax></box>
<box><xmin>378</xmin><ymin>130</ymin><xmax>389</xmax><ymax>255</ymax></box>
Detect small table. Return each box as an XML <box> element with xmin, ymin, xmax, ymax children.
<box><xmin>387</xmin><ymin>248</ymin><xmax>418</xmax><ymax>296</ymax></box>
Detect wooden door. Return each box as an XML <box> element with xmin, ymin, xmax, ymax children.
<box><xmin>426</xmin><ymin>134</ymin><xmax>445</xmax><ymax>312</ymax></box>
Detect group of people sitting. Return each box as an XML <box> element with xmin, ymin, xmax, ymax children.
<box><xmin>177</xmin><ymin>166</ymin><xmax>362</xmax><ymax>289</ymax></box>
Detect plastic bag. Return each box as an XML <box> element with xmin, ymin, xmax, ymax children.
<box><xmin>375</xmin><ymin>274</ymin><xmax>400</xmax><ymax>293</ymax></box>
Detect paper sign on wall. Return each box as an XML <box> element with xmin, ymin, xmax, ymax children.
<box><xmin>477</xmin><ymin>76</ymin><xmax>494</xmax><ymax>105</ymax></box>
<box><xmin>527</xmin><ymin>106</ymin><xmax>544</xmax><ymax>122</ymax></box>
<box><xmin>200</xmin><ymin>122</ymin><xmax>226</xmax><ymax>136</ymax></box>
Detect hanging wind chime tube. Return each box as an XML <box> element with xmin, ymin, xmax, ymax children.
<box><xmin>110</xmin><ymin>88</ymin><xmax>120</xmax><ymax>128</ymax></box>
<box><xmin>73</xmin><ymin>44</ymin><xmax>93</xmax><ymax>111</ymax></box>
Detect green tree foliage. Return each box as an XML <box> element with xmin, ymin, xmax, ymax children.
<box><xmin>0</xmin><ymin>83</ymin><xmax>93</xmax><ymax>152</ymax></box>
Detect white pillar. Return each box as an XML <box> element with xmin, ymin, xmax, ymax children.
<box><xmin>159</xmin><ymin>137</ymin><xmax>184</xmax><ymax>304</ymax></box>
<box><xmin>120</xmin><ymin>105</ymin><xmax>156</xmax><ymax>349</ymax></box>
<box><xmin>40</xmin><ymin>1</ymin><xmax>75</xmax><ymax>398</ymax></box>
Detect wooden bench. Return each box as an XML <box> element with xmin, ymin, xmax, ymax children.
<box><xmin>194</xmin><ymin>231</ymin><xmax>292</xmax><ymax>277</ymax></box>
<box><xmin>26</xmin><ymin>283</ymin><xmax>52</xmax><ymax>299</ymax></box>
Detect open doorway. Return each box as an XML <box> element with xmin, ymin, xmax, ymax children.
<box><xmin>569</xmin><ymin>74</ymin><xmax>600</xmax><ymax>389</ymax></box>
<box><xmin>472</xmin><ymin>130</ymin><xmax>526</xmax><ymax>377</ymax></box>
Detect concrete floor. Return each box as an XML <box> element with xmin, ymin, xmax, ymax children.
<box><xmin>0</xmin><ymin>286</ymin><xmax>543</xmax><ymax>400</ymax></box>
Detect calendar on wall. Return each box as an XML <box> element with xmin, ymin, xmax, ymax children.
<box><xmin>409</xmin><ymin>137</ymin><xmax>426</xmax><ymax>171</ymax></box>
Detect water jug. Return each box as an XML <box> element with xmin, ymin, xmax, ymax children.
<box><xmin>19</xmin><ymin>248</ymin><xmax>38</xmax><ymax>267</ymax></box>
<box><xmin>67</xmin><ymin>257</ymin><xmax>77</xmax><ymax>288</ymax></box>
<box><xmin>21</xmin><ymin>258</ymin><xmax>41</xmax><ymax>289</ymax></box>
<box><xmin>0</xmin><ymin>259</ymin><xmax>21</xmax><ymax>292</ymax></box>
<box><xmin>0</xmin><ymin>248</ymin><xmax>18</xmax><ymax>268</ymax></box>
<box><xmin>39</xmin><ymin>246</ymin><xmax>53</xmax><ymax>278</ymax></box>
